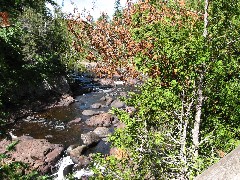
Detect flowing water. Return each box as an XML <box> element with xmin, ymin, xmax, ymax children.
<box><xmin>4</xmin><ymin>74</ymin><xmax>139</xmax><ymax>179</ymax></box>
<box><xmin>9</xmin><ymin>78</ymin><xmax>136</xmax><ymax>147</ymax></box>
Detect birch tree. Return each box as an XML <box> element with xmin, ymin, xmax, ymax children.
<box><xmin>92</xmin><ymin>0</ymin><xmax>240</xmax><ymax>179</ymax></box>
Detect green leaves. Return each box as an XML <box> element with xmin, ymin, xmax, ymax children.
<box><xmin>6</xmin><ymin>140</ymin><xmax>19</xmax><ymax>151</ymax></box>
<box><xmin>0</xmin><ymin>4</ymin><xmax>78</xmax><ymax>119</ymax></box>
<box><xmin>92</xmin><ymin>0</ymin><xmax>239</xmax><ymax>179</ymax></box>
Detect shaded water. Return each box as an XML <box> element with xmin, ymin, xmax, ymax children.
<box><xmin>9</xmin><ymin>80</ymin><xmax>136</xmax><ymax>147</ymax></box>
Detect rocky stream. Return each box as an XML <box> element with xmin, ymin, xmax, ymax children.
<box><xmin>0</xmin><ymin>71</ymin><xmax>140</xmax><ymax>179</ymax></box>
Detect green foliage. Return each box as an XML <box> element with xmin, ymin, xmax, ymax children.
<box><xmin>0</xmin><ymin>0</ymin><xmax>56</xmax><ymax>14</ymax></box>
<box><xmin>0</xmin><ymin>1</ymin><xmax>80</xmax><ymax>179</ymax></box>
<box><xmin>113</xmin><ymin>0</ymin><xmax>123</xmax><ymax>18</ymax></box>
<box><xmin>90</xmin><ymin>153</ymin><xmax>132</xmax><ymax>180</ymax></box>
<box><xmin>92</xmin><ymin>0</ymin><xmax>240</xmax><ymax>179</ymax></box>
<box><xmin>6</xmin><ymin>140</ymin><xmax>19</xmax><ymax>151</ymax></box>
<box><xmin>0</xmin><ymin>3</ymin><xmax>79</xmax><ymax>122</ymax></box>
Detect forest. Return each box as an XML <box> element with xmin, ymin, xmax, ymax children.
<box><xmin>0</xmin><ymin>0</ymin><xmax>239</xmax><ymax>179</ymax></box>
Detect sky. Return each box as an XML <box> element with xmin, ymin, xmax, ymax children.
<box><xmin>48</xmin><ymin>0</ymin><xmax>129</xmax><ymax>20</ymax></box>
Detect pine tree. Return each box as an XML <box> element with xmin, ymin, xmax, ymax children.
<box><xmin>113</xmin><ymin>0</ymin><xmax>122</xmax><ymax>18</ymax></box>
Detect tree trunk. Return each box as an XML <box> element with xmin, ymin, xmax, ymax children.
<box><xmin>192</xmin><ymin>72</ymin><xmax>204</xmax><ymax>158</ymax></box>
<box><xmin>192</xmin><ymin>0</ymin><xmax>208</xmax><ymax>159</ymax></box>
<box><xmin>203</xmin><ymin>0</ymin><xmax>209</xmax><ymax>38</ymax></box>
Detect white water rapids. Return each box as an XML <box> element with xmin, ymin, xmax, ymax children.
<box><xmin>53</xmin><ymin>156</ymin><xmax>94</xmax><ymax>180</ymax></box>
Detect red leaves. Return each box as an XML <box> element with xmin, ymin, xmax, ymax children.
<box><xmin>0</xmin><ymin>12</ymin><xmax>10</xmax><ymax>27</ymax></box>
<box><xmin>66</xmin><ymin>1</ymin><xmax>201</xmax><ymax>78</ymax></box>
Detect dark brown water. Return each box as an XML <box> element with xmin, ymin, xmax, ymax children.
<box><xmin>9</xmin><ymin>84</ymin><xmax>136</xmax><ymax>147</ymax></box>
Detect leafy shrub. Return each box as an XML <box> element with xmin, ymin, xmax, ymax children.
<box><xmin>91</xmin><ymin>0</ymin><xmax>240</xmax><ymax>179</ymax></box>
<box><xmin>0</xmin><ymin>3</ymin><xmax>79</xmax><ymax>120</ymax></box>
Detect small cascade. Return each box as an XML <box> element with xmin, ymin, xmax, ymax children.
<box><xmin>53</xmin><ymin>155</ymin><xmax>94</xmax><ymax>180</ymax></box>
<box><xmin>53</xmin><ymin>156</ymin><xmax>74</xmax><ymax>180</ymax></box>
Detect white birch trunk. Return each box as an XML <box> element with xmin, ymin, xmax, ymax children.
<box><xmin>203</xmin><ymin>0</ymin><xmax>209</xmax><ymax>38</ymax></box>
<box><xmin>192</xmin><ymin>72</ymin><xmax>204</xmax><ymax>158</ymax></box>
<box><xmin>179</xmin><ymin>90</ymin><xmax>194</xmax><ymax>178</ymax></box>
<box><xmin>192</xmin><ymin>0</ymin><xmax>208</xmax><ymax>159</ymax></box>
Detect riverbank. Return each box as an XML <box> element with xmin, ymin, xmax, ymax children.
<box><xmin>0</xmin><ymin>65</ymin><xmax>141</xmax><ymax>178</ymax></box>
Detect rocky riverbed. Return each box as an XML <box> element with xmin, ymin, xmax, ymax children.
<box><xmin>0</xmin><ymin>72</ymin><xmax>140</xmax><ymax>179</ymax></box>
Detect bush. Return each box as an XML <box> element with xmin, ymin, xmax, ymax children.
<box><xmin>91</xmin><ymin>0</ymin><xmax>240</xmax><ymax>179</ymax></box>
<box><xmin>0</xmin><ymin>4</ymin><xmax>79</xmax><ymax>121</ymax></box>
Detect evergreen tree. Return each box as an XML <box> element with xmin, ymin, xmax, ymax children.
<box><xmin>113</xmin><ymin>0</ymin><xmax>122</xmax><ymax>18</ymax></box>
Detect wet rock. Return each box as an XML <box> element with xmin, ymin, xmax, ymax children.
<box><xmin>0</xmin><ymin>136</ymin><xmax>64</xmax><ymax>174</ymax></box>
<box><xmin>37</xmin><ymin>118</ymin><xmax>46</xmax><ymax>123</ymax></box>
<box><xmin>98</xmin><ymin>78</ymin><xmax>114</xmax><ymax>86</ymax></box>
<box><xmin>63</xmin><ymin>164</ymin><xmax>74</xmax><ymax>177</ymax></box>
<box><xmin>75</xmin><ymin>155</ymin><xmax>91</xmax><ymax>168</ymax></box>
<box><xmin>53</xmin><ymin>76</ymin><xmax>71</xmax><ymax>95</ymax></box>
<box><xmin>45</xmin><ymin>134</ymin><xmax>53</xmax><ymax>139</ymax></box>
<box><xmin>93</xmin><ymin>127</ymin><xmax>111</xmax><ymax>138</ymax></box>
<box><xmin>91</xmin><ymin>103</ymin><xmax>102</xmax><ymax>109</ymax></box>
<box><xmin>100</xmin><ymin>96</ymin><xmax>114</xmax><ymax>106</ymax></box>
<box><xmin>100</xmin><ymin>96</ymin><xmax>107</xmax><ymax>101</ymax></box>
<box><xmin>56</xmin><ymin>94</ymin><xmax>75</xmax><ymax>107</ymax></box>
<box><xmin>69</xmin><ymin>145</ymin><xmax>87</xmax><ymax>161</ymax></box>
<box><xmin>119</xmin><ymin>91</ymin><xmax>128</xmax><ymax>97</ymax></box>
<box><xmin>82</xmin><ymin>110</ymin><xmax>102</xmax><ymax>116</ymax></box>
<box><xmin>85</xmin><ymin>140</ymin><xmax>111</xmax><ymax>155</ymax></box>
<box><xmin>110</xmin><ymin>99</ymin><xmax>125</xmax><ymax>108</ymax></box>
<box><xmin>85</xmin><ymin>113</ymin><xmax>114</xmax><ymax>127</ymax></box>
<box><xmin>68</xmin><ymin>118</ymin><xmax>82</xmax><ymax>125</ymax></box>
<box><xmin>106</xmin><ymin>97</ymin><xmax>114</xmax><ymax>106</ymax></box>
<box><xmin>23</xmin><ymin>115</ymin><xmax>35</xmax><ymax>122</ymax></box>
<box><xmin>81</xmin><ymin>131</ymin><xmax>100</xmax><ymax>146</ymax></box>
<box><xmin>66</xmin><ymin>144</ymin><xmax>79</xmax><ymax>155</ymax></box>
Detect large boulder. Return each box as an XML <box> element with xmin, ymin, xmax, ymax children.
<box><xmin>81</xmin><ymin>131</ymin><xmax>100</xmax><ymax>146</ymax></box>
<box><xmin>110</xmin><ymin>99</ymin><xmax>125</xmax><ymax>109</ymax></box>
<box><xmin>93</xmin><ymin>127</ymin><xmax>111</xmax><ymax>138</ymax></box>
<box><xmin>0</xmin><ymin>136</ymin><xmax>64</xmax><ymax>174</ymax></box>
<box><xmin>82</xmin><ymin>110</ymin><xmax>102</xmax><ymax>116</ymax></box>
<box><xmin>56</xmin><ymin>94</ymin><xmax>75</xmax><ymax>107</ymax></box>
<box><xmin>85</xmin><ymin>113</ymin><xmax>114</xmax><ymax>127</ymax></box>
<box><xmin>68</xmin><ymin>145</ymin><xmax>87</xmax><ymax>158</ymax></box>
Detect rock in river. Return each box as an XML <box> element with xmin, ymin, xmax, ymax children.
<box><xmin>82</xmin><ymin>110</ymin><xmax>102</xmax><ymax>116</ymax></box>
<box><xmin>68</xmin><ymin>117</ymin><xmax>82</xmax><ymax>125</ymax></box>
<box><xmin>110</xmin><ymin>99</ymin><xmax>125</xmax><ymax>108</ymax></box>
<box><xmin>0</xmin><ymin>135</ymin><xmax>64</xmax><ymax>174</ymax></box>
<box><xmin>69</xmin><ymin>145</ymin><xmax>87</xmax><ymax>158</ymax></box>
<box><xmin>81</xmin><ymin>131</ymin><xmax>100</xmax><ymax>146</ymax></box>
<box><xmin>91</xmin><ymin>103</ymin><xmax>103</xmax><ymax>109</ymax></box>
<box><xmin>93</xmin><ymin>127</ymin><xmax>111</xmax><ymax>138</ymax></box>
<box><xmin>85</xmin><ymin>113</ymin><xmax>114</xmax><ymax>127</ymax></box>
